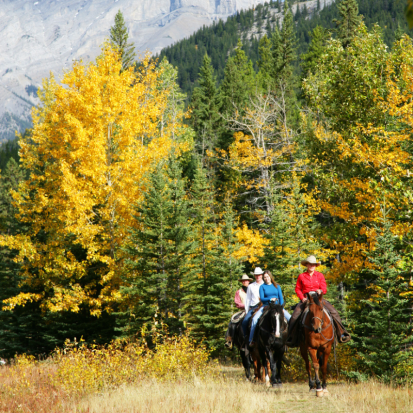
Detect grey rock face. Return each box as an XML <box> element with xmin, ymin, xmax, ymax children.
<box><xmin>0</xmin><ymin>0</ymin><xmax>333</xmax><ymax>140</ymax></box>
<box><xmin>0</xmin><ymin>0</ymin><xmax>264</xmax><ymax>139</ymax></box>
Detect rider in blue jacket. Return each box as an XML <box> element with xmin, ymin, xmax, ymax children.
<box><xmin>249</xmin><ymin>270</ymin><xmax>291</xmax><ymax>348</ymax></box>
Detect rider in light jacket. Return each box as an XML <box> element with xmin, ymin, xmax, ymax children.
<box><xmin>248</xmin><ymin>270</ymin><xmax>291</xmax><ymax>348</ymax></box>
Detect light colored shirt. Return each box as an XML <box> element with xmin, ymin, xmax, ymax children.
<box><xmin>245</xmin><ymin>281</ymin><xmax>264</xmax><ymax>313</ymax></box>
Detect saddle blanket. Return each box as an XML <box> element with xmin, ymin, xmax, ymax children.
<box><xmin>231</xmin><ymin>310</ymin><xmax>246</xmax><ymax>323</ymax></box>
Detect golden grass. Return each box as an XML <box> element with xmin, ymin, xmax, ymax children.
<box><xmin>78</xmin><ymin>368</ymin><xmax>413</xmax><ymax>413</ymax></box>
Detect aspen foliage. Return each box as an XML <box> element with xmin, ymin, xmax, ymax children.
<box><xmin>0</xmin><ymin>46</ymin><xmax>186</xmax><ymax>315</ymax></box>
<box><xmin>304</xmin><ymin>34</ymin><xmax>413</xmax><ymax>283</ymax></box>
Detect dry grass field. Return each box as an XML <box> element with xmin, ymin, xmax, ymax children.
<box><xmin>0</xmin><ymin>346</ymin><xmax>411</xmax><ymax>413</ymax></box>
<box><xmin>78</xmin><ymin>367</ymin><xmax>413</xmax><ymax>413</ymax></box>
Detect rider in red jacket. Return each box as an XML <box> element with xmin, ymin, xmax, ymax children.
<box><xmin>286</xmin><ymin>256</ymin><xmax>351</xmax><ymax>347</ymax></box>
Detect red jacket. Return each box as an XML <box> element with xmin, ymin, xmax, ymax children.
<box><xmin>295</xmin><ymin>271</ymin><xmax>327</xmax><ymax>301</ymax></box>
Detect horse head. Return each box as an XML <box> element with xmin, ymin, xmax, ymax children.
<box><xmin>268</xmin><ymin>299</ymin><xmax>285</xmax><ymax>339</ymax></box>
<box><xmin>307</xmin><ymin>292</ymin><xmax>324</xmax><ymax>334</ymax></box>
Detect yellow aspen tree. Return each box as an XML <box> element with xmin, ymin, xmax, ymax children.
<box><xmin>306</xmin><ymin>37</ymin><xmax>413</xmax><ymax>281</ymax></box>
<box><xmin>0</xmin><ymin>46</ymin><xmax>183</xmax><ymax>315</ymax></box>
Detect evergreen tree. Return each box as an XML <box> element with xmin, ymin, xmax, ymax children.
<box><xmin>220</xmin><ymin>196</ymin><xmax>245</xmax><ymax>311</ymax></box>
<box><xmin>301</xmin><ymin>25</ymin><xmax>330</xmax><ymax>77</ymax></box>
<box><xmin>220</xmin><ymin>40</ymin><xmax>256</xmax><ymax>150</ymax></box>
<box><xmin>263</xmin><ymin>176</ymin><xmax>322</xmax><ymax>307</ymax></box>
<box><xmin>183</xmin><ymin>164</ymin><xmax>228</xmax><ymax>352</ymax></box>
<box><xmin>334</xmin><ymin>0</ymin><xmax>362</xmax><ymax>48</ymax></box>
<box><xmin>353</xmin><ymin>216</ymin><xmax>412</xmax><ymax>380</ymax></box>
<box><xmin>220</xmin><ymin>39</ymin><xmax>256</xmax><ymax>112</ymax></box>
<box><xmin>277</xmin><ymin>0</ymin><xmax>297</xmax><ymax>82</ymax></box>
<box><xmin>121</xmin><ymin>157</ymin><xmax>195</xmax><ymax>336</ymax></box>
<box><xmin>191</xmin><ymin>54</ymin><xmax>222</xmax><ymax>161</ymax></box>
<box><xmin>110</xmin><ymin>10</ymin><xmax>136</xmax><ymax>71</ymax></box>
<box><xmin>257</xmin><ymin>35</ymin><xmax>274</xmax><ymax>91</ymax></box>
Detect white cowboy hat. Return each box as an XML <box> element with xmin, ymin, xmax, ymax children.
<box><xmin>251</xmin><ymin>267</ymin><xmax>264</xmax><ymax>275</ymax></box>
<box><xmin>301</xmin><ymin>255</ymin><xmax>321</xmax><ymax>266</ymax></box>
<box><xmin>238</xmin><ymin>274</ymin><xmax>253</xmax><ymax>282</ymax></box>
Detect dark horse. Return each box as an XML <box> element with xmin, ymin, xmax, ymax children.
<box><xmin>300</xmin><ymin>292</ymin><xmax>334</xmax><ymax>396</ymax></box>
<box><xmin>225</xmin><ymin>319</ymin><xmax>251</xmax><ymax>380</ymax></box>
<box><xmin>253</xmin><ymin>301</ymin><xmax>288</xmax><ymax>387</ymax></box>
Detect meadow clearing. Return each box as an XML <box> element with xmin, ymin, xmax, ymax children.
<box><xmin>0</xmin><ymin>337</ymin><xmax>411</xmax><ymax>413</ymax></box>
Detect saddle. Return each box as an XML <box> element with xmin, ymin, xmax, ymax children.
<box><xmin>231</xmin><ymin>310</ymin><xmax>246</xmax><ymax>323</ymax></box>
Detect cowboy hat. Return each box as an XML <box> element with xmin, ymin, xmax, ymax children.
<box><xmin>238</xmin><ymin>274</ymin><xmax>253</xmax><ymax>282</ymax></box>
<box><xmin>301</xmin><ymin>255</ymin><xmax>321</xmax><ymax>266</ymax></box>
<box><xmin>251</xmin><ymin>267</ymin><xmax>264</xmax><ymax>275</ymax></box>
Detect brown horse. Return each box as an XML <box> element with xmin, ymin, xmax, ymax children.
<box><xmin>300</xmin><ymin>292</ymin><xmax>334</xmax><ymax>396</ymax></box>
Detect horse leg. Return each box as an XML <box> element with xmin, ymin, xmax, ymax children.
<box><xmin>321</xmin><ymin>347</ymin><xmax>331</xmax><ymax>391</ymax></box>
<box><xmin>308</xmin><ymin>348</ymin><xmax>321</xmax><ymax>390</ymax></box>
<box><xmin>265</xmin><ymin>348</ymin><xmax>277</xmax><ymax>386</ymax></box>
<box><xmin>240</xmin><ymin>350</ymin><xmax>250</xmax><ymax>380</ymax></box>
<box><xmin>276</xmin><ymin>354</ymin><xmax>283</xmax><ymax>384</ymax></box>
<box><xmin>300</xmin><ymin>342</ymin><xmax>314</xmax><ymax>390</ymax></box>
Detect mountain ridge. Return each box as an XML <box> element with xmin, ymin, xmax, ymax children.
<box><xmin>0</xmin><ymin>0</ymin><xmax>264</xmax><ymax>141</ymax></box>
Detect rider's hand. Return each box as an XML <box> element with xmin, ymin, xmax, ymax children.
<box><xmin>316</xmin><ymin>289</ymin><xmax>322</xmax><ymax>295</ymax></box>
<box><xmin>302</xmin><ymin>297</ymin><xmax>308</xmax><ymax>303</ymax></box>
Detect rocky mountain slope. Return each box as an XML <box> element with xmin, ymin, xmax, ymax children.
<box><xmin>0</xmin><ymin>0</ymin><xmax>264</xmax><ymax>141</ymax></box>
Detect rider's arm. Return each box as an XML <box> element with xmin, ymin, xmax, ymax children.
<box><xmin>245</xmin><ymin>285</ymin><xmax>252</xmax><ymax>313</ymax></box>
<box><xmin>319</xmin><ymin>273</ymin><xmax>327</xmax><ymax>295</ymax></box>
<box><xmin>278</xmin><ymin>286</ymin><xmax>284</xmax><ymax>306</ymax></box>
<box><xmin>295</xmin><ymin>275</ymin><xmax>305</xmax><ymax>301</ymax></box>
<box><xmin>259</xmin><ymin>284</ymin><xmax>268</xmax><ymax>305</ymax></box>
<box><xmin>234</xmin><ymin>290</ymin><xmax>245</xmax><ymax>309</ymax></box>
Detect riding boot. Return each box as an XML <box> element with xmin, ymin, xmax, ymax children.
<box><xmin>286</xmin><ymin>302</ymin><xmax>305</xmax><ymax>348</ymax></box>
<box><xmin>323</xmin><ymin>300</ymin><xmax>351</xmax><ymax>343</ymax></box>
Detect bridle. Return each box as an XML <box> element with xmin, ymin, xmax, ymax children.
<box><xmin>304</xmin><ymin>301</ymin><xmax>334</xmax><ymax>342</ymax></box>
<box><xmin>259</xmin><ymin>307</ymin><xmax>287</xmax><ymax>338</ymax></box>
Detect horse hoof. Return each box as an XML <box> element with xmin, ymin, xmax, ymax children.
<box><xmin>323</xmin><ymin>388</ymin><xmax>329</xmax><ymax>393</ymax></box>
<box><xmin>316</xmin><ymin>389</ymin><xmax>324</xmax><ymax>398</ymax></box>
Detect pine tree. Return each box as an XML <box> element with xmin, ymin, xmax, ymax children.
<box><xmin>220</xmin><ymin>196</ymin><xmax>245</xmax><ymax>312</ymax></box>
<box><xmin>334</xmin><ymin>0</ymin><xmax>362</xmax><ymax>48</ymax></box>
<box><xmin>277</xmin><ymin>0</ymin><xmax>297</xmax><ymax>82</ymax></box>
<box><xmin>262</xmin><ymin>176</ymin><xmax>323</xmax><ymax>307</ymax></box>
<box><xmin>191</xmin><ymin>54</ymin><xmax>222</xmax><ymax>160</ymax></box>
<box><xmin>353</xmin><ymin>216</ymin><xmax>412</xmax><ymax>380</ymax></box>
<box><xmin>271</xmin><ymin>0</ymin><xmax>298</xmax><ymax>123</ymax></box>
<box><xmin>110</xmin><ymin>10</ymin><xmax>136</xmax><ymax>71</ymax></box>
<box><xmin>257</xmin><ymin>35</ymin><xmax>274</xmax><ymax>91</ymax></box>
<box><xmin>220</xmin><ymin>39</ymin><xmax>256</xmax><ymax>112</ymax></box>
<box><xmin>121</xmin><ymin>157</ymin><xmax>195</xmax><ymax>336</ymax></box>
<box><xmin>301</xmin><ymin>26</ymin><xmax>330</xmax><ymax>77</ymax></box>
<box><xmin>219</xmin><ymin>40</ymin><xmax>256</xmax><ymax>150</ymax></box>
<box><xmin>183</xmin><ymin>164</ymin><xmax>227</xmax><ymax>352</ymax></box>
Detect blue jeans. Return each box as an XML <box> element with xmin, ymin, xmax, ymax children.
<box><xmin>241</xmin><ymin>306</ymin><xmax>258</xmax><ymax>336</ymax></box>
<box><xmin>249</xmin><ymin>308</ymin><xmax>292</xmax><ymax>343</ymax></box>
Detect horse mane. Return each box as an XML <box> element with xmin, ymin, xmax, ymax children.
<box><xmin>311</xmin><ymin>293</ymin><xmax>322</xmax><ymax>307</ymax></box>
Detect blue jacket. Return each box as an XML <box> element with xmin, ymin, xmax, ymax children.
<box><xmin>259</xmin><ymin>283</ymin><xmax>284</xmax><ymax>306</ymax></box>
